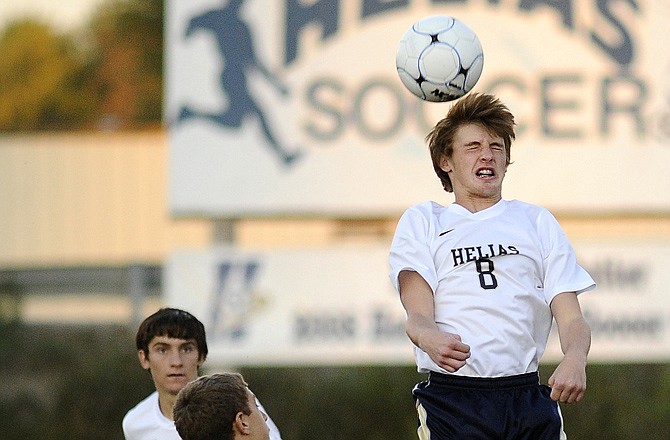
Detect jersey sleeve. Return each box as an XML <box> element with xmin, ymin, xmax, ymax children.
<box><xmin>537</xmin><ymin>208</ymin><xmax>595</xmax><ymax>302</ymax></box>
<box><xmin>389</xmin><ymin>204</ymin><xmax>439</xmax><ymax>293</ymax></box>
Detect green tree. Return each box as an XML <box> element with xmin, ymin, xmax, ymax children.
<box><xmin>85</xmin><ymin>0</ymin><xmax>163</xmax><ymax>129</ymax></box>
<box><xmin>0</xmin><ymin>0</ymin><xmax>164</xmax><ymax>132</ymax></box>
<box><xmin>0</xmin><ymin>19</ymin><xmax>94</xmax><ymax>131</ymax></box>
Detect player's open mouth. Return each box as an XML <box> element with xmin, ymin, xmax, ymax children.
<box><xmin>476</xmin><ymin>168</ymin><xmax>494</xmax><ymax>177</ymax></box>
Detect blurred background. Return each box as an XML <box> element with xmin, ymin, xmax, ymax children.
<box><xmin>1</xmin><ymin>1</ymin><xmax>669</xmax><ymax>439</ymax></box>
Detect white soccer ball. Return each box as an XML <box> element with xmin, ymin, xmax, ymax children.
<box><xmin>396</xmin><ymin>16</ymin><xmax>484</xmax><ymax>102</ymax></box>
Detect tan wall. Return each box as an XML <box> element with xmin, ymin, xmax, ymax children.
<box><xmin>0</xmin><ymin>131</ymin><xmax>212</xmax><ymax>267</ymax></box>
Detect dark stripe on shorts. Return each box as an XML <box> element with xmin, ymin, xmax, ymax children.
<box><xmin>427</xmin><ymin>371</ymin><xmax>540</xmax><ymax>390</ymax></box>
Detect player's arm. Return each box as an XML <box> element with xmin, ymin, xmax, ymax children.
<box><xmin>548</xmin><ymin>291</ymin><xmax>591</xmax><ymax>403</ymax></box>
<box><xmin>398</xmin><ymin>270</ymin><xmax>470</xmax><ymax>372</ymax></box>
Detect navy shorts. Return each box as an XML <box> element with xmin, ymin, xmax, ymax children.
<box><xmin>412</xmin><ymin>372</ymin><xmax>566</xmax><ymax>440</ymax></box>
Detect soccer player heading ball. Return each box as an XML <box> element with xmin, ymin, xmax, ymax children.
<box><xmin>389</xmin><ymin>93</ymin><xmax>595</xmax><ymax>439</ymax></box>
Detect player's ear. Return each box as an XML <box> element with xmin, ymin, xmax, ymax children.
<box><xmin>234</xmin><ymin>412</ymin><xmax>251</xmax><ymax>434</ymax></box>
<box><xmin>439</xmin><ymin>155</ymin><xmax>452</xmax><ymax>173</ymax></box>
<box><xmin>138</xmin><ymin>350</ymin><xmax>150</xmax><ymax>370</ymax></box>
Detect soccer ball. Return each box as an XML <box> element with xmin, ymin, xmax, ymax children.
<box><xmin>396</xmin><ymin>16</ymin><xmax>484</xmax><ymax>102</ymax></box>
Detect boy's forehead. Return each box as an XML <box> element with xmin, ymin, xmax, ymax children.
<box><xmin>148</xmin><ymin>335</ymin><xmax>197</xmax><ymax>345</ymax></box>
<box><xmin>456</xmin><ymin>122</ymin><xmax>501</xmax><ymax>140</ymax></box>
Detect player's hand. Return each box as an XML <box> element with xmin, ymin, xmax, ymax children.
<box><xmin>419</xmin><ymin>330</ymin><xmax>471</xmax><ymax>373</ymax></box>
<box><xmin>548</xmin><ymin>355</ymin><xmax>587</xmax><ymax>403</ymax></box>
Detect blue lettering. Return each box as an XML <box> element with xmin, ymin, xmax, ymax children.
<box><xmin>295</xmin><ymin>313</ymin><xmax>357</xmax><ymax>341</ymax></box>
<box><xmin>591</xmin><ymin>0</ymin><xmax>639</xmax><ymax>66</ymax></box>
<box><xmin>485</xmin><ymin>76</ymin><xmax>529</xmax><ymax>136</ymax></box>
<box><xmin>304</xmin><ymin>78</ymin><xmax>346</xmax><ymax>141</ymax></box>
<box><xmin>354</xmin><ymin>79</ymin><xmax>405</xmax><ymax>140</ymax></box>
<box><xmin>372</xmin><ymin>310</ymin><xmax>406</xmax><ymax>340</ymax></box>
<box><xmin>541</xmin><ymin>75</ymin><xmax>584</xmax><ymax>139</ymax></box>
<box><xmin>282</xmin><ymin>0</ymin><xmax>639</xmax><ymax>69</ymax></box>
<box><xmin>362</xmin><ymin>0</ymin><xmax>409</xmax><ymax>19</ymax></box>
<box><xmin>519</xmin><ymin>0</ymin><xmax>574</xmax><ymax>28</ymax></box>
<box><xmin>432</xmin><ymin>0</ymin><xmax>469</xmax><ymax>5</ymax></box>
<box><xmin>285</xmin><ymin>0</ymin><xmax>340</xmax><ymax>64</ymax></box>
<box><xmin>301</xmin><ymin>73</ymin><xmax>651</xmax><ymax>143</ymax></box>
<box><xmin>601</xmin><ymin>75</ymin><xmax>647</xmax><ymax>137</ymax></box>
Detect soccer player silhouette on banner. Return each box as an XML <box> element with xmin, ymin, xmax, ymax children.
<box><xmin>177</xmin><ymin>0</ymin><xmax>301</xmax><ymax>166</ymax></box>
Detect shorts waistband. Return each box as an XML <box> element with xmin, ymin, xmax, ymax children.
<box><xmin>427</xmin><ymin>371</ymin><xmax>540</xmax><ymax>390</ymax></box>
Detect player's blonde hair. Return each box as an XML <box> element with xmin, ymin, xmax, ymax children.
<box><xmin>426</xmin><ymin>93</ymin><xmax>515</xmax><ymax>193</ymax></box>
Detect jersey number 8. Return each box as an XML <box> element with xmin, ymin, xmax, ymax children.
<box><xmin>475</xmin><ymin>258</ymin><xmax>498</xmax><ymax>290</ymax></box>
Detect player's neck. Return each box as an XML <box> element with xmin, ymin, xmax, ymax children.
<box><xmin>454</xmin><ymin>194</ymin><xmax>501</xmax><ymax>213</ymax></box>
<box><xmin>158</xmin><ymin>392</ymin><xmax>177</xmax><ymax>420</ymax></box>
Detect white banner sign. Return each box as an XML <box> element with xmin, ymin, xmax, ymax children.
<box><xmin>166</xmin><ymin>0</ymin><xmax>670</xmax><ymax>217</ymax></box>
<box><xmin>164</xmin><ymin>241</ymin><xmax>670</xmax><ymax>366</ymax></box>
<box><xmin>165</xmin><ymin>247</ymin><xmax>413</xmax><ymax>366</ymax></box>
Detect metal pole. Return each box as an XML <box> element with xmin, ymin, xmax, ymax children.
<box><xmin>129</xmin><ymin>263</ymin><xmax>145</xmax><ymax>329</ymax></box>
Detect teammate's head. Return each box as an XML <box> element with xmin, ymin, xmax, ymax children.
<box><xmin>426</xmin><ymin>93</ymin><xmax>515</xmax><ymax>193</ymax></box>
<box><xmin>136</xmin><ymin>308</ymin><xmax>208</xmax><ymax>361</ymax></box>
<box><xmin>174</xmin><ymin>373</ymin><xmax>271</xmax><ymax>440</ymax></box>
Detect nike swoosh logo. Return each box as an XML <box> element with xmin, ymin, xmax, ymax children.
<box><xmin>439</xmin><ymin>228</ymin><xmax>455</xmax><ymax>236</ymax></box>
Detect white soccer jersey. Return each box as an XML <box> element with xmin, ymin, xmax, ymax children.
<box><xmin>122</xmin><ymin>390</ymin><xmax>283</xmax><ymax>440</ymax></box>
<box><xmin>389</xmin><ymin>199</ymin><xmax>595</xmax><ymax>377</ymax></box>
<box><xmin>122</xmin><ymin>392</ymin><xmax>181</xmax><ymax>440</ymax></box>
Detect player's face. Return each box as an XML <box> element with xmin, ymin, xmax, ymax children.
<box><xmin>139</xmin><ymin>336</ymin><xmax>204</xmax><ymax>396</ymax></box>
<box><xmin>244</xmin><ymin>389</ymin><xmax>271</xmax><ymax>440</ymax></box>
<box><xmin>440</xmin><ymin>122</ymin><xmax>508</xmax><ymax>208</ymax></box>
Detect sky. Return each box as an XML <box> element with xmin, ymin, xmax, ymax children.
<box><xmin>0</xmin><ymin>0</ymin><xmax>107</xmax><ymax>31</ymax></box>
